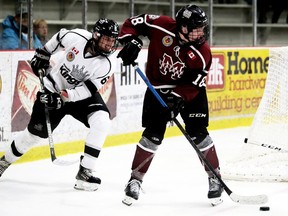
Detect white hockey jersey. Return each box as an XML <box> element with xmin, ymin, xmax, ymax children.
<box><xmin>43</xmin><ymin>28</ymin><xmax>113</xmax><ymax>102</ymax></box>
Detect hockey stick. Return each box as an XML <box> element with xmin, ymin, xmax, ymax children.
<box><xmin>133</xmin><ymin>64</ymin><xmax>268</xmax><ymax>205</ymax></box>
<box><xmin>244</xmin><ymin>138</ymin><xmax>288</xmax><ymax>153</ymax></box>
<box><xmin>38</xmin><ymin>69</ymin><xmax>79</xmax><ymax>166</ymax></box>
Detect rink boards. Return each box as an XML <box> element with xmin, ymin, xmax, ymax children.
<box><xmin>0</xmin><ymin>47</ymin><xmax>270</xmax><ymax>162</ymax></box>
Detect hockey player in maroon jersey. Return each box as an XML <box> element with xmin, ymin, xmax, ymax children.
<box><xmin>117</xmin><ymin>4</ymin><xmax>223</xmax><ymax>206</ymax></box>
<box><xmin>0</xmin><ymin>18</ymin><xmax>119</xmax><ymax>191</ymax></box>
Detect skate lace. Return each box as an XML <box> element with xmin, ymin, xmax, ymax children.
<box><xmin>128</xmin><ymin>179</ymin><xmax>144</xmax><ymax>193</ymax></box>
<box><xmin>209</xmin><ymin>177</ymin><xmax>221</xmax><ymax>191</ymax></box>
<box><xmin>81</xmin><ymin>168</ymin><xmax>97</xmax><ymax>180</ymax></box>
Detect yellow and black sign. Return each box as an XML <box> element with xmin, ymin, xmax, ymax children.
<box><xmin>208</xmin><ymin>48</ymin><xmax>270</xmax><ymax>128</ymax></box>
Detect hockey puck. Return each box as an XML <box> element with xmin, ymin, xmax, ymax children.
<box><xmin>259</xmin><ymin>206</ymin><xmax>270</xmax><ymax>211</ymax></box>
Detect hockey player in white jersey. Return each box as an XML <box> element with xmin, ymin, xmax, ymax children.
<box><xmin>0</xmin><ymin>18</ymin><xmax>119</xmax><ymax>191</ymax></box>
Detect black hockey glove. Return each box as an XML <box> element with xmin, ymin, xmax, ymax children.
<box><xmin>117</xmin><ymin>36</ymin><xmax>143</xmax><ymax>66</ymax></box>
<box><xmin>164</xmin><ymin>93</ymin><xmax>184</xmax><ymax>120</ymax></box>
<box><xmin>38</xmin><ymin>92</ymin><xmax>64</xmax><ymax>110</ymax></box>
<box><xmin>30</xmin><ymin>48</ymin><xmax>51</xmax><ymax>77</ymax></box>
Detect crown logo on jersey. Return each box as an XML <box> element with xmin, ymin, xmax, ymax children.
<box><xmin>71</xmin><ymin>64</ymin><xmax>88</xmax><ymax>80</ymax></box>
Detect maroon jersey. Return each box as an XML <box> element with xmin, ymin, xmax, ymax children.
<box><xmin>119</xmin><ymin>14</ymin><xmax>212</xmax><ymax>101</ymax></box>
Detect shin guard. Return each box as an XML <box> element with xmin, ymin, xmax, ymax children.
<box><xmin>131</xmin><ymin>136</ymin><xmax>158</xmax><ymax>180</ymax></box>
<box><xmin>196</xmin><ymin>135</ymin><xmax>220</xmax><ymax>176</ymax></box>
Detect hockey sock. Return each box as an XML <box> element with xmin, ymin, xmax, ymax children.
<box><xmin>193</xmin><ymin>135</ymin><xmax>220</xmax><ymax>176</ymax></box>
<box><xmin>200</xmin><ymin>145</ymin><xmax>220</xmax><ymax>176</ymax></box>
<box><xmin>5</xmin><ymin>128</ymin><xmax>42</xmax><ymax>163</ymax></box>
<box><xmin>131</xmin><ymin>144</ymin><xmax>155</xmax><ymax>180</ymax></box>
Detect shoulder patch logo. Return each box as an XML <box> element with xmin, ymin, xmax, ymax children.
<box><xmin>66</xmin><ymin>51</ymin><xmax>75</xmax><ymax>62</ymax></box>
<box><xmin>162</xmin><ymin>35</ymin><xmax>173</xmax><ymax>47</ymax></box>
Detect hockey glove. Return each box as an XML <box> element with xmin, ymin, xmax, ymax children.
<box><xmin>38</xmin><ymin>92</ymin><xmax>64</xmax><ymax>110</ymax></box>
<box><xmin>164</xmin><ymin>93</ymin><xmax>184</xmax><ymax>120</ymax></box>
<box><xmin>117</xmin><ymin>36</ymin><xmax>143</xmax><ymax>66</ymax></box>
<box><xmin>30</xmin><ymin>48</ymin><xmax>51</xmax><ymax>77</ymax></box>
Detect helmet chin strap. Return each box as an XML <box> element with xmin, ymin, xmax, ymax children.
<box><xmin>178</xmin><ymin>31</ymin><xmax>190</xmax><ymax>45</ymax></box>
<box><xmin>179</xmin><ymin>32</ymin><xmax>189</xmax><ymax>41</ymax></box>
<box><xmin>85</xmin><ymin>39</ymin><xmax>99</xmax><ymax>56</ymax></box>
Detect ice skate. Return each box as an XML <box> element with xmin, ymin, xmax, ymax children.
<box><xmin>74</xmin><ymin>158</ymin><xmax>101</xmax><ymax>191</ymax></box>
<box><xmin>208</xmin><ymin>176</ymin><xmax>224</xmax><ymax>206</ymax></box>
<box><xmin>122</xmin><ymin>178</ymin><xmax>143</xmax><ymax>206</ymax></box>
<box><xmin>0</xmin><ymin>156</ymin><xmax>11</xmax><ymax>177</ymax></box>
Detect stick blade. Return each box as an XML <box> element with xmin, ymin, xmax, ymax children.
<box><xmin>230</xmin><ymin>192</ymin><xmax>268</xmax><ymax>205</ymax></box>
<box><xmin>52</xmin><ymin>158</ymin><xmax>79</xmax><ymax>166</ymax></box>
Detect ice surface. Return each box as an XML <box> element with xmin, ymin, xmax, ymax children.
<box><xmin>0</xmin><ymin>127</ymin><xmax>286</xmax><ymax>216</ymax></box>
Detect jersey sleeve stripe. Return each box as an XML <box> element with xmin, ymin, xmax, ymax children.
<box><xmin>144</xmin><ymin>14</ymin><xmax>175</xmax><ymax>37</ymax></box>
<box><xmin>190</xmin><ymin>45</ymin><xmax>206</xmax><ymax>70</ymax></box>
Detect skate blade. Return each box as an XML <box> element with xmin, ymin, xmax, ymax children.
<box><xmin>210</xmin><ymin>197</ymin><xmax>223</xmax><ymax>206</ymax></box>
<box><xmin>74</xmin><ymin>180</ymin><xmax>99</xmax><ymax>191</ymax></box>
<box><xmin>122</xmin><ymin>195</ymin><xmax>136</xmax><ymax>206</ymax></box>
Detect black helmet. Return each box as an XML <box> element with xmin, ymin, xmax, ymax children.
<box><xmin>93</xmin><ymin>18</ymin><xmax>119</xmax><ymax>38</ymax></box>
<box><xmin>175</xmin><ymin>4</ymin><xmax>209</xmax><ymax>46</ymax></box>
<box><xmin>91</xmin><ymin>18</ymin><xmax>119</xmax><ymax>56</ymax></box>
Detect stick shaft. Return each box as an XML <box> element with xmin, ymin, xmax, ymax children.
<box><xmin>133</xmin><ymin>65</ymin><xmax>232</xmax><ymax>192</ymax></box>
<box><xmin>134</xmin><ymin>65</ymin><xmax>269</xmax><ymax>204</ymax></box>
<box><xmin>38</xmin><ymin>69</ymin><xmax>77</xmax><ymax>166</ymax></box>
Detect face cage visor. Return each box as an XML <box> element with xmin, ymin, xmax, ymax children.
<box><xmin>93</xmin><ymin>32</ymin><xmax>119</xmax><ymax>56</ymax></box>
<box><xmin>179</xmin><ymin>24</ymin><xmax>209</xmax><ymax>47</ymax></box>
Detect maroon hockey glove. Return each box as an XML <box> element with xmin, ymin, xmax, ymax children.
<box><xmin>117</xmin><ymin>36</ymin><xmax>143</xmax><ymax>66</ymax></box>
<box><xmin>38</xmin><ymin>92</ymin><xmax>64</xmax><ymax>110</ymax></box>
<box><xmin>30</xmin><ymin>48</ymin><xmax>51</xmax><ymax>77</ymax></box>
